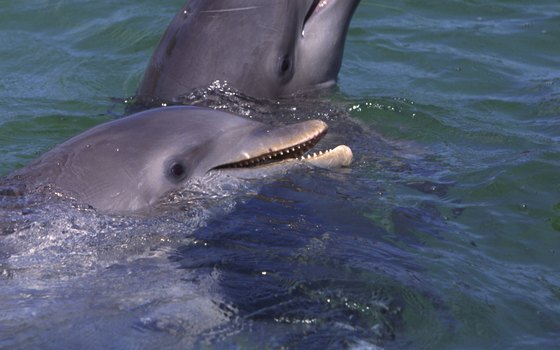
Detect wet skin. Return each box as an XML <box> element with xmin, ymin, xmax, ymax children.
<box><xmin>10</xmin><ymin>106</ymin><xmax>352</xmax><ymax>214</ymax></box>
<box><xmin>137</xmin><ymin>0</ymin><xmax>361</xmax><ymax>105</ymax></box>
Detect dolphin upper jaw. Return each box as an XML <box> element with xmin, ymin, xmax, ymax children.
<box><xmin>210</xmin><ymin>121</ymin><xmax>326</xmax><ymax>166</ymax></box>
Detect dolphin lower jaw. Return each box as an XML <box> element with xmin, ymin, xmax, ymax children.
<box><xmin>302</xmin><ymin>145</ymin><xmax>353</xmax><ymax>168</ymax></box>
<box><xmin>303</xmin><ymin>0</ymin><xmax>324</xmax><ymax>34</ymax></box>
<box><xmin>308</xmin><ymin>79</ymin><xmax>338</xmax><ymax>93</ymax></box>
<box><xmin>212</xmin><ymin>126</ymin><xmax>352</xmax><ymax>171</ymax></box>
<box><xmin>302</xmin><ymin>0</ymin><xmax>347</xmax><ymax>37</ymax></box>
<box><xmin>212</xmin><ymin>144</ymin><xmax>352</xmax><ymax>180</ymax></box>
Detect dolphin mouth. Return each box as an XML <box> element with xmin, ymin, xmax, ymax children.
<box><xmin>304</xmin><ymin>0</ymin><xmax>323</xmax><ymax>22</ymax></box>
<box><xmin>213</xmin><ymin>120</ymin><xmax>352</xmax><ymax>170</ymax></box>
<box><xmin>215</xmin><ymin>130</ymin><xmax>325</xmax><ymax>169</ymax></box>
<box><xmin>303</xmin><ymin>0</ymin><xmax>325</xmax><ymax>33</ymax></box>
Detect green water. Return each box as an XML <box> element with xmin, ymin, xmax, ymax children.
<box><xmin>1</xmin><ymin>0</ymin><xmax>559</xmax><ymax>348</ymax></box>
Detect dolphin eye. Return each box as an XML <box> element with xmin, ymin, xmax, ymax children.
<box><xmin>280</xmin><ymin>55</ymin><xmax>291</xmax><ymax>74</ymax></box>
<box><xmin>168</xmin><ymin>162</ymin><xmax>187</xmax><ymax>181</ymax></box>
<box><xmin>277</xmin><ymin>54</ymin><xmax>295</xmax><ymax>84</ymax></box>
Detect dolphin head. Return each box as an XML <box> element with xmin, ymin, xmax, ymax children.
<box><xmin>13</xmin><ymin>107</ymin><xmax>351</xmax><ymax>214</ymax></box>
<box><xmin>137</xmin><ymin>0</ymin><xmax>361</xmax><ymax>104</ymax></box>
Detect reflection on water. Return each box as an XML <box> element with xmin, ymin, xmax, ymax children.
<box><xmin>1</xmin><ymin>91</ymin><xmax>451</xmax><ymax>349</ymax></box>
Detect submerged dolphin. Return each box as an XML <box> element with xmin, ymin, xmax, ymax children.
<box><xmin>10</xmin><ymin>107</ymin><xmax>352</xmax><ymax>214</ymax></box>
<box><xmin>137</xmin><ymin>0</ymin><xmax>361</xmax><ymax>105</ymax></box>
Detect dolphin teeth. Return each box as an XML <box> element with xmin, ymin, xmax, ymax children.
<box><xmin>285</xmin><ymin>149</ymin><xmax>290</xmax><ymax>154</ymax></box>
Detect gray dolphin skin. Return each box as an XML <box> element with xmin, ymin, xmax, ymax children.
<box><xmin>11</xmin><ymin>107</ymin><xmax>352</xmax><ymax>214</ymax></box>
<box><xmin>137</xmin><ymin>0</ymin><xmax>361</xmax><ymax>105</ymax></box>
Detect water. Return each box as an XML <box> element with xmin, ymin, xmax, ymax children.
<box><xmin>1</xmin><ymin>0</ymin><xmax>559</xmax><ymax>349</ymax></box>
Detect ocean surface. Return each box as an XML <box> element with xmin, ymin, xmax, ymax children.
<box><xmin>1</xmin><ymin>0</ymin><xmax>559</xmax><ymax>349</ymax></box>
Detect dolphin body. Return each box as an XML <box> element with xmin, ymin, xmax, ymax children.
<box><xmin>137</xmin><ymin>0</ymin><xmax>361</xmax><ymax>105</ymax></box>
<box><xmin>10</xmin><ymin>107</ymin><xmax>352</xmax><ymax>214</ymax></box>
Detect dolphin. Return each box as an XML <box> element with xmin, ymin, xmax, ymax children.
<box><xmin>9</xmin><ymin>106</ymin><xmax>352</xmax><ymax>214</ymax></box>
<box><xmin>136</xmin><ymin>0</ymin><xmax>361</xmax><ymax>105</ymax></box>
